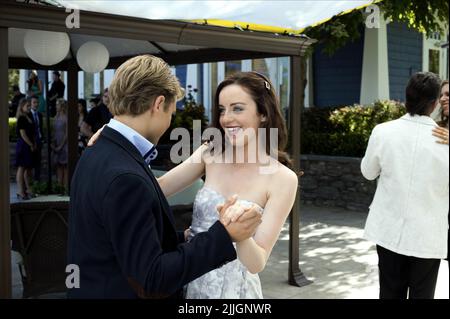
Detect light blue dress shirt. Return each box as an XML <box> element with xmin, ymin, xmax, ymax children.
<box><xmin>107</xmin><ymin>119</ymin><xmax>158</xmax><ymax>165</ymax></box>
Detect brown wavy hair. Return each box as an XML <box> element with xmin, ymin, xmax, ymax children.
<box><xmin>438</xmin><ymin>80</ymin><xmax>449</xmax><ymax>128</ymax></box>
<box><xmin>209</xmin><ymin>71</ymin><xmax>292</xmax><ymax>168</ymax></box>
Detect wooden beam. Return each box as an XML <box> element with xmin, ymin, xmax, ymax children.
<box><xmin>107</xmin><ymin>48</ymin><xmax>285</xmax><ymax>69</ymax></box>
<box><xmin>288</xmin><ymin>55</ymin><xmax>312</xmax><ymax>287</ymax></box>
<box><xmin>0</xmin><ymin>26</ymin><xmax>12</xmax><ymax>299</ymax></box>
<box><xmin>8</xmin><ymin>57</ymin><xmax>69</xmax><ymax>71</ymax></box>
<box><xmin>0</xmin><ymin>1</ymin><xmax>314</xmax><ymax>57</ymax></box>
<box><xmin>67</xmin><ymin>60</ymin><xmax>78</xmax><ymax>188</ymax></box>
<box><xmin>149</xmin><ymin>41</ymin><xmax>169</xmax><ymax>55</ymax></box>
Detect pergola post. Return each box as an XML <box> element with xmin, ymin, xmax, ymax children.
<box><xmin>67</xmin><ymin>60</ymin><xmax>78</xmax><ymax>187</ymax></box>
<box><xmin>0</xmin><ymin>26</ymin><xmax>12</xmax><ymax>298</ymax></box>
<box><xmin>288</xmin><ymin>55</ymin><xmax>312</xmax><ymax>287</ymax></box>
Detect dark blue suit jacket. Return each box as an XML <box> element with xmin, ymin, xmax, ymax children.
<box><xmin>67</xmin><ymin>126</ymin><xmax>236</xmax><ymax>298</ymax></box>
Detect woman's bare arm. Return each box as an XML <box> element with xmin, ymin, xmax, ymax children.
<box><xmin>235</xmin><ymin>167</ymin><xmax>298</xmax><ymax>273</ymax></box>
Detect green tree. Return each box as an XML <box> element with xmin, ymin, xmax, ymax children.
<box><xmin>8</xmin><ymin>69</ymin><xmax>20</xmax><ymax>101</ymax></box>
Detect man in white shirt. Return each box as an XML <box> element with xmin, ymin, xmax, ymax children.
<box><xmin>361</xmin><ymin>72</ymin><xmax>449</xmax><ymax>299</ymax></box>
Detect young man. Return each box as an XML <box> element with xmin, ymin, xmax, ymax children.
<box><xmin>48</xmin><ymin>71</ymin><xmax>65</xmax><ymax>117</ymax></box>
<box><xmin>67</xmin><ymin>55</ymin><xmax>262</xmax><ymax>299</ymax></box>
<box><xmin>80</xmin><ymin>88</ymin><xmax>112</xmax><ymax>139</ymax></box>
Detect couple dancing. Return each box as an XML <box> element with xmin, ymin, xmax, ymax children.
<box><xmin>67</xmin><ymin>55</ymin><xmax>298</xmax><ymax>299</ymax></box>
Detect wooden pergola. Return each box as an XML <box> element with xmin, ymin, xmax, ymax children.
<box><xmin>0</xmin><ymin>0</ymin><xmax>315</xmax><ymax>298</ymax></box>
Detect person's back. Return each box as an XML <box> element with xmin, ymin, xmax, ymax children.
<box><xmin>68</xmin><ymin>131</ymin><xmax>159</xmax><ymax>298</ymax></box>
<box><xmin>371</xmin><ymin>115</ymin><xmax>448</xmax><ymax>213</ymax></box>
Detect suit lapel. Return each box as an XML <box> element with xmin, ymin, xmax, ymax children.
<box><xmin>101</xmin><ymin>127</ymin><xmax>178</xmax><ymax>232</ymax></box>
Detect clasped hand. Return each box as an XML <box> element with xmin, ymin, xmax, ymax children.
<box><xmin>216</xmin><ymin>195</ymin><xmax>262</xmax><ymax>242</ymax></box>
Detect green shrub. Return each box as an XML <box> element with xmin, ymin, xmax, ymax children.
<box><xmin>9</xmin><ymin>117</ymin><xmax>16</xmax><ymax>140</ymax></box>
<box><xmin>31</xmin><ymin>181</ymin><xmax>67</xmax><ymax>196</ymax></box>
<box><xmin>301</xmin><ymin>100</ymin><xmax>406</xmax><ymax>157</ymax></box>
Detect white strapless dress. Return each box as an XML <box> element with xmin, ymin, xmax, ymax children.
<box><xmin>185</xmin><ymin>186</ymin><xmax>264</xmax><ymax>299</ymax></box>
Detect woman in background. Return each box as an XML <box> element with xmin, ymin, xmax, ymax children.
<box><xmin>27</xmin><ymin>70</ymin><xmax>46</xmax><ymax>113</ymax></box>
<box><xmin>15</xmin><ymin>98</ymin><xmax>35</xmax><ymax>200</ymax></box>
<box><xmin>431</xmin><ymin>80</ymin><xmax>449</xmax><ymax>271</ymax></box>
<box><xmin>77</xmin><ymin>98</ymin><xmax>88</xmax><ymax>155</ymax></box>
<box><xmin>52</xmin><ymin>98</ymin><xmax>68</xmax><ymax>190</ymax></box>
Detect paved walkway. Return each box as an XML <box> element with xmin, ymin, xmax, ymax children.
<box><xmin>260</xmin><ymin>205</ymin><xmax>449</xmax><ymax>299</ymax></box>
<box><xmin>9</xmin><ymin>183</ymin><xmax>448</xmax><ymax>298</ymax></box>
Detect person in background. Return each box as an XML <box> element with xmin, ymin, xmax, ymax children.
<box><xmin>51</xmin><ymin>98</ymin><xmax>68</xmax><ymax>190</ymax></box>
<box><xmin>48</xmin><ymin>71</ymin><xmax>66</xmax><ymax>117</ymax></box>
<box><xmin>77</xmin><ymin>98</ymin><xmax>88</xmax><ymax>155</ymax></box>
<box><xmin>30</xmin><ymin>96</ymin><xmax>44</xmax><ymax>182</ymax></box>
<box><xmin>15</xmin><ymin>98</ymin><xmax>36</xmax><ymax>200</ymax></box>
<box><xmin>81</xmin><ymin>88</ymin><xmax>112</xmax><ymax>139</ymax></box>
<box><xmin>9</xmin><ymin>85</ymin><xmax>25</xmax><ymax>117</ymax></box>
<box><xmin>431</xmin><ymin>80</ymin><xmax>449</xmax><ymax>272</ymax></box>
<box><xmin>27</xmin><ymin>70</ymin><xmax>46</xmax><ymax>113</ymax></box>
<box><xmin>361</xmin><ymin>72</ymin><xmax>448</xmax><ymax>299</ymax></box>
<box><xmin>87</xmin><ymin>97</ymin><xmax>98</xmax><ymax>113</ymax></box>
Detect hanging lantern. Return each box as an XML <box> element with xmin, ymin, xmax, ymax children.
<box><xmin>76</xmin><ymin>41</ymin><xmax>109</xmax><ymax>73</ymax></box>
<box><xmin>24</xmin><ymin>30</ymin><xmax>70</xmax><ymax>66</ymax></box>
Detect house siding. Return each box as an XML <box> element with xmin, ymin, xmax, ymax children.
<box><xmin>313</xmin><ymin>31</ymin><xmax>365</xmax><ymax>108</ymax></box>
<box><xmin>387</xmin><ymin>22</ymin><xmax>423</xmax><ymax>101</ymax></box>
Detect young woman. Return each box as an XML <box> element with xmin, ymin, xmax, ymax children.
<box><xmin>77</xmin><ymin>98</ymin><xmax>88</xmax><ymax>155</ymax></box>
<box><xmin>27</xmin><ymin>70</ymin><xmax>46</xmax><ymax>113</ymax></box>
<box><xmin>15</xmin><ymin>98</ymin><xmax>35</xmax><ymax>200</ymax></box>
<box><xmin>432</xmin><ymin>80</ymin><xmax>449</xmax><ymax>143</ymax></box>
<box><xmin>52</xmin><ymin>98</ymin><xmax>68</xmax><ymax>190</ymax></box>
<box><xmin>431</xmin><ymin>80</ymin><xmax>449</xmax><ymax>271</ymax></box>
<box><xmin>157</xmin><ymin>72</ymin><xmax>298</xmax><ymax>298</ymax></box>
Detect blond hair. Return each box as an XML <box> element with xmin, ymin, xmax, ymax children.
<box><xmin>56</xmin><ymin>98</ymin><xmax>68</xmax><ymax>115</ymax></box>
<box><xmin>108</xmin><ymin>55</ymin><xmax>184</xmax><ymax>116</ymax></box>
<box><xmin>16</xmin><ymin>98</ymin><xmax>29</xmax><ymax>119</ymax></box>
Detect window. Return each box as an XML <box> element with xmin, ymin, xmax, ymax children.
<box><xmin>429</xmin><ymin>49</ymin><xmax>440</xmax><ymax>74</ymax></box>
<box><xmin>251</xmin><ymin>59</ymin><xmax>269</xmax><ymax>76</ymax></box>
<box><xmin>210</xmin><ymin>62</ymin><xmax>218</xmax><ymax>102</ymax></box>
<box><xmin>83</xmin><ymin>72</ymin><xmax>94</xmax><ymax>99</ymax></box>
<box><xmin>225</xmin><ymin>60</ymin><xmax>241</xmax><ymax>78</ymax></box>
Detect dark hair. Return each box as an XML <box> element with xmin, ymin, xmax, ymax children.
<box><xmin>437</xmin><ymin>80</ymin><xmax>449</xmax><ymax>127</ymax></box>
<box><xmin>78</xmin><ymin>98</ymin><xmax>87</xmax><ymax>115</ymax></box>
<box><xmin>12</xmin><ymin>85</ymin><xmax>20</xmax><ymax>91</ymax></box>
<box><xmin>210</xmin><ymin>71</ymin><xmax>292</xmax><ymax>167</ymax></box>
<box><xmin>53</xmin><ymin>71</ymin><xmax>61</xmax><ymax>77</ymax></box>
<box><xmin>405</xmin><ymin>72</ymin><xmax>441</xmax><ymax>116</ymax></box>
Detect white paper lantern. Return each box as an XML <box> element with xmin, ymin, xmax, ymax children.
<box><xmin>76</xmin><ymin>41</ymin><xmax>109</xmax><ymax>73</ymax></box>
<box><xmin>24</xmin><ymin>30</ymin><xmax>70</xmax><ymax>66</ymax></box>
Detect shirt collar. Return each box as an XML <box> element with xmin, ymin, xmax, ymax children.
<box><xmin>400</xmin><ymin>113</ymin><xmax>438</xmax><ymax>127</ymax></box>
<box><xmin>107</xmin><ymin>118</ymin><xmax>158</xmax><ymax>165</ymax></box>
